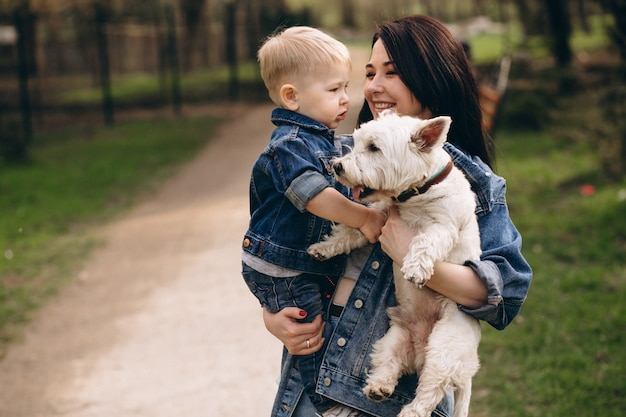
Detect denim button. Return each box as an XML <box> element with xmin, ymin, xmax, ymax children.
<box><xmin>243</xmin><ymin>238</ymin><xmax>251</xmax><ymax>248</ymax></box>
<box><xmin>324</xmin><ymin>377</ymin><xmax>332</xmax><ymax>386</ymax></box>
<box><xmin>371</xmin><ymin>261</ymin><xmax>380</xmax><ymax>270</ymax></box>
<box><xmin>337</xmin><ymin>337</ymin><xmax>346</xmax><ymax>347</ymax></box>
<box><xmin>354</xmin><ymin>299</ymin><xmax>363</xmax><ymax>309</ymax></box>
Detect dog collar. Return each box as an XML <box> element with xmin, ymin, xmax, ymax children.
<box><xmin>392</xmin><ymin>160</ymin><xmax>454</xmax><ymax>203</ymax></box>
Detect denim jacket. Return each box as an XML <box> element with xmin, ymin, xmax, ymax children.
<box><xmin>243</xmin><ymin>108</ymin><xmax>350</xmax><ymax>275</ymax></box>
<box><xmin>270</xmin><ymin>140</ymin><xmax>533</xmax><ymax>417</ymax></box>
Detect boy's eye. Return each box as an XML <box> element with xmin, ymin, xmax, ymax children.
<box><xmin>365</xmin><ymin>72</ymin><xmax>375</xmax><ymax>79</ymax></box>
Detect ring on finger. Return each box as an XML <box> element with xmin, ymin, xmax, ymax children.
<box><xmin>306</xmin><ymin>339</ymin><xmax>311</xmax><ymax>348</ymax></box>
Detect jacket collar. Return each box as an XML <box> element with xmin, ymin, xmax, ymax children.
<box><xmin>270</xmin><ymin>108</ymin><xmax>335</xmax><ymax>141</ymax></box>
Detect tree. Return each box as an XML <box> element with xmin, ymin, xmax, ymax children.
<box><xmin>512</xmin><ymin>0</ymin><xmax>542</xmax><ymax>40</ymax></box>
<box><xmin>600</xmin><ymin>0</ymin><xmax>626</xmax><ymax>62</ymax></box>
<box><xmin>543</xmin><ymin>0</ymin><xmax>572</xmax><ymax>68</ymax></box>
<box><xmin>598</xmin><ymin>0</ymin><xmax>626</xmax><ymax>177</ymax></box>
<box><xmin>340</xmin><ymin>0</ymin><xmax>355</xmax><ymax>30</ymax></box>
<box><xmin>575</xmin><ymin>0</ymin><xmax>590</xmax><ymax>33</ymax></box>
<box><xmin>179</xmin><ymin>0</ymin><xmax>206</xmax><ymax>72</ymax></box>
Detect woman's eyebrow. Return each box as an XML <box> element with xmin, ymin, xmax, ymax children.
<box><xmin>365</xmin><ymin>61</ymin><xmax>395</xmax><ymax>69</ymax></box>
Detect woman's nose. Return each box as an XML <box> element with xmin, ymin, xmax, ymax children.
<box><xmin>365</xmin><ymin>77</ymin><xmax>382</xmax><ymax>95</ymax></box>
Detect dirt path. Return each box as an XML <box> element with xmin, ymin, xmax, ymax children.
<box><xmin>0</xmin><ymin>102</ymin><xmax>284</xmax><ymax>417</ymax></box>
<box><xmin>0</xmin><ymin>49</ymin><xmax>368</xmax><ymax>417</ymax></box>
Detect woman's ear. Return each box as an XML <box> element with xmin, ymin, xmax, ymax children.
<box><xmin>279</xmin><ymin>84</ymin><xmax>299</xmax><ymax>111</ymax></box>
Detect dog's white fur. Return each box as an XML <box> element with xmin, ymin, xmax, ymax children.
<box><xmin>308</xmin><ymin>111</ymin><xmax>482</xmax><ymax>417</ymax></box>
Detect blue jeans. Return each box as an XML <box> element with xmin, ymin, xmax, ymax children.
<box><xmin>242</xmin><ymin>263</ymin><xmax>335</xmax><ymax>412</ymax></box>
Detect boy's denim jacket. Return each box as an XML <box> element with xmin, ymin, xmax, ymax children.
<box><xmin>242</xmin><ymin>108</ymin><xmax>350</xmax><ymax>275</ymax></box>
<box><xmin>270</xmin><ymin>139</ymin><xmax>533</xmax><ymax>417</ymax></box>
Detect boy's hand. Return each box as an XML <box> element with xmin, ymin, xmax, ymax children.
<box><xmin>359</xmin><ymin>208</ymin><xmax>387</xmax><ymax>243</ymax></box>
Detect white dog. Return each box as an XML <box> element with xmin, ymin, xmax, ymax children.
<box><xmin>308</xmin><ymin>111</ymin><xmax>482</xmax><ymax>417</ymax></box>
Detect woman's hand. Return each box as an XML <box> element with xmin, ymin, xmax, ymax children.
<box><xmin>379</xmin><ymin>206</ymin><xmax>413</xmax><ymax>264</ymax></box>
<box><xmin>262</xmin><ymin>307</ymin><xmax>326</xmax><ymax>355</ymax></box>
<box><xmin>380</xmin><ymin>206</ymin><xmax>488</xmax><ymax>308</ymax></box>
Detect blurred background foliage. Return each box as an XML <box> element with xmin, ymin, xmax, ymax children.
<box><xmin>0</xmin><ymin>0</ymin><xmax>625</xmax><ymax>175</ymax></box>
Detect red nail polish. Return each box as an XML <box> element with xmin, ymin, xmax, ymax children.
<box><xmin>299</xmin><ymin>310</ymin><xmax>307</xmax><ymax>317</ymax></box>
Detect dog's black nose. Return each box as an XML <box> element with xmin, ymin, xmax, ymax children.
<box><xmin>333</xmin><ymin>162</ymin><xmax>344</xmax><ymax>176</ymax></box>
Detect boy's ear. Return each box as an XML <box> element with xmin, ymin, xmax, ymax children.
<box><xmin>279</xmin><ymin>84</ymin><xmax>299</xmax><ymax>111</ymax></box>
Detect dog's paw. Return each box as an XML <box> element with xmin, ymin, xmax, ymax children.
<box><xmin>406</xmin><ymin>274</ymin><xmax>430</xmax><ymax>289</ymax></box>
<box><xmin>397</xmin><ymin>407</ymin><xmax>422</xmax><ymax>417</ymax></box>
<box><xmin>398</xmin><ymin>401</ymin><xmax>433</xmax><ymax>417</ymax></box>
<box><xmin>307</xmin><ymin>242</ymin><xmax>334</xmax><ymax>261</ymax></box>
<box><xmin>397</xmin><ymin>409</ymin><xmax>417</xmax><ymax>417</ymax></box>
<box><xmin>401</xmin><ymin>261</ymin><xmax>434</xmax><ymax>288</ymax></box>
<box><xmin>402</xmin><ymin>257</ymin><xmax>435</xmax><ymax>288</ymax></box>
<box><xmin>363</xmin><ymin>380</ymin><xmax>395</xmax><ymax>402</ymax></box>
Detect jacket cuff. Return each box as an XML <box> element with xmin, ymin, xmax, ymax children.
<box><xmin>285</xmin><ymin>170</ymin><xmax>330</xmax><ymax>212</ymax></box>
<box><xmin>459</xmin><ymin>259</ymin><xmax>505</xmax><ymax>327</ymax></box>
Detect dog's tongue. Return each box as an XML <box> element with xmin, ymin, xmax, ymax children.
<box><xmin>352</xmin><ymin>186</ymin><xmax>363</xmax><ymax>201</ymax></box>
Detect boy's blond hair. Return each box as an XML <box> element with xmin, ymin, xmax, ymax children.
<box><xmin>258</xmin><ymin>26</ymin><xmax>351</xmax><ymax>104</ymax></box>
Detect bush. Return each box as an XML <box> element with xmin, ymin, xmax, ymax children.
<box><xmin>499</xmin><ymin>88</ymin><xmax>554</xmax><ymax>131</ymax></box>
<box><xmin>0</xmin><ymin>118</ymin><xmax>29</xmax><ymax>163</ymax></box>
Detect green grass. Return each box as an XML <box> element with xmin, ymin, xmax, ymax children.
<box><xmin>59</xmin><ymin>62</ymin><xmax>263</xmax><ymax>106</ymax></box>
<box><xmin>470</xmin><ymin>125</ymin><xmax>626</xmax><ymax>415</ymax></box>
<box><xmin>0</xmin><ymin>115</ymin><xmax>226</xmax><ymax>348</ymax></box>
<box><xmin>463</xmin><ymin>18</ymin><xmax>625</xmax><ymax>414</ymax></box>
<box><xmin>470</xmin><ymin>13</ymin><xmax>611</xmax><ymax>64</ymax></box>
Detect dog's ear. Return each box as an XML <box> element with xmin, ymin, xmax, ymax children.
<box><xmin>411</xmin><ymin>116</ymin><xmax>452</xmax><ymax>152</ymax></box>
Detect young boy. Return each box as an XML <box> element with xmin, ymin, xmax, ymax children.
<box><xmin>241</xmin><ymin>26</ymin><xmax>386</xmax><ymax>412</ymax></box>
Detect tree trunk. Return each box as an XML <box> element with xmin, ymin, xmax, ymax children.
<box><xmin>245</xmin><ymin>0</ymin><xmax>263</xmax><ymax>61</ymax></box>
<box><xmin>341</xmin><ymin>0</ymin><xmax>356</xmax><ymax>29</ymax></box>
<box><xmin>179</xmin><ymin>0</ymin><xmax>206</xmax><ymax>72</ymax></box>
<box><xmin>576</xmin><ymin>0</ymin><xmax>590</xmax><ymax>33</ymax></box>
<box><xmin>543</xmin><ymin>0</ymin><xmax>572</xmax><ymax>68</ymax></box>
<box><xmin>599</xmin><ymin>0</ymin><xmax>626</xmax><ymax>177</ymax></box>
<box><xmin>601</xmin><ymin>0</ymin><xmax>626</xmax><ymax>62</ymax></box>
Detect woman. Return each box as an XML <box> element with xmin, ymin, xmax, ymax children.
<box><xmin>263</xmin><ymin>15</ymin><xmax>532</xmax><ymax>417</ymax></box>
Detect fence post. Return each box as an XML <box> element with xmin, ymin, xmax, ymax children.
<box><xmin>225</xmin><ymin>0</ymin><xmax>239</xmax><ymax>101</ymax></box>
<box><xmin>164</xmin><ymin>4</ymin><xmax>181</xmax><ymax>115</ymax></box>
<box><xmin>94</xmin><ymin>2</ymin><xmax>114</xmax><ymax>126</ymax></box>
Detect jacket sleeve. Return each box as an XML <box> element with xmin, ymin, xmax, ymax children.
<box><xmin>266</xmin><ymin>137</ymin><xmax>330</xmax><ymax>213</ymax></box>
<box><xmin>460</xmin><ymin>180</ymin><xmax>533</xmax><ymax>330</ymax></box>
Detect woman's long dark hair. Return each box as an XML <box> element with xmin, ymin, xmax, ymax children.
<box><xmin>358</xmin><ymin>15</ymin><xmax>494</xmax><ymax>168</ymax></box>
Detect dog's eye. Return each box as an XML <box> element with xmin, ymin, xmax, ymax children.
<box><xmin>369</xmin><ymin>143</ymin><xmax>379</xmax><ymax>152</ymax></box>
